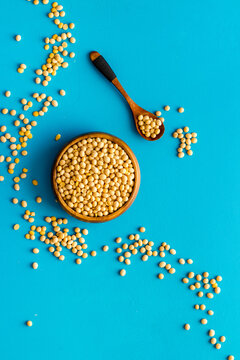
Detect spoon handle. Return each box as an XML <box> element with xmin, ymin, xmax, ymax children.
<box><xmin>89</xmin><ymin>51</ymin><xmax>116</xmax><ymax>82</ymax></box>
<box><xmin>89</xmin><ymin>51</ymin><xmax>132</xmax><ymax>103</ymax></box>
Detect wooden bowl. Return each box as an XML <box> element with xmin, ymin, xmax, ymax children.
<box><xmin>52</xmin><ymin>132</ymin><xmax>141</xmax><ymax>223</ymax></box>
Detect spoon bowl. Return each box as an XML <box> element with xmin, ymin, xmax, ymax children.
<box><xmin>129</xmin><ymin>103</ymin><xmax>165</xmax><ymax>141</ymax></box>
<box><xmin>90</xmin><ymin>51</ymin><xmax>165</xmax><ymax>141</ymax></box>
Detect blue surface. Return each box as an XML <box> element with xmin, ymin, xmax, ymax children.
<box><xmin>0</xmin><ymin>1</ymin><xmax>240</xmax><ymax>360</ymax></box>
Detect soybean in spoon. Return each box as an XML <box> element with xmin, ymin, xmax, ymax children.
<box><xmin>89</xmin><ymin>51</ymin><xmax>165</xmax><ymax>141</ymax></box>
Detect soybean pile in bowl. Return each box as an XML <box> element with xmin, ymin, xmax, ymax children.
<box><xmin>52</xmin><ymin>132</ymin><xmax>140</xmax><ymax>223</ymax></box>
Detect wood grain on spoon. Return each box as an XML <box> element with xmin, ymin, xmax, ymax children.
<box><xmin>89</xmin><ymin>51</ymin><xmax>165</xmax><ymax>141</ymax></box>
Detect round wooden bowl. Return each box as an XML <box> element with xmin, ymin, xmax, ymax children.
<box><xmin>52</xmin><ymin>132</ymin><xmax>141</xmax><ymax>223</ymax></box>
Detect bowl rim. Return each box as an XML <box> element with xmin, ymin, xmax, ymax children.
<box><xmin>52</xmin><ymin>132</ymin><xmax>141</xmax><ymax>223</ymax></box>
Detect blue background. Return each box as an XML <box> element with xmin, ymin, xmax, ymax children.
<box><xmin>0</xmin><ymin>1</ymin><xmax>239</xmax><ymax>359</ymax></box>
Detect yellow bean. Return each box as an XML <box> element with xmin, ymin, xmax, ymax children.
<box><xmin>208</xmin><ymin>329</ymin><xmax>215</xmax><ymax>337</ymax></box>
<box><xmin>178</xmin><ymin>107</ymin><xmax>184</xmax><ymax>113</ymax></box>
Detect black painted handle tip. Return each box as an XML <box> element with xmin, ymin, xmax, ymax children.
<box><xmin>89</xmin><ymin>51</ymin><xmax>116</xmax><ymax>82</ymax></box>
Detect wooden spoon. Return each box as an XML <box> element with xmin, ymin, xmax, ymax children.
<box><xmin>89</xmin><ymin>51</ymin><xmax>165</xmax><ymax>141</ymax></box>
